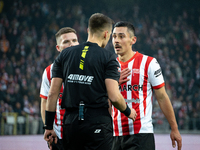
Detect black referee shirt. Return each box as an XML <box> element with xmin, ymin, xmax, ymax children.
<box><xmin>52</xmin><ymin>42</ymin><xmax>120</xmax><ymax>109</ymax></box>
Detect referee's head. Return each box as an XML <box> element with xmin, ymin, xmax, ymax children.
<box><xmin>87</xmin><ymin>13</ymin><xmax>114</xmax><ymax>48</ymax></box>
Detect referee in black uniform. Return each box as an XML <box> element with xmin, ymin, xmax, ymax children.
<box><xmin>44</xmin><ymin>13</ymin><xmax>137</xmax><ymax>150</ymax></box>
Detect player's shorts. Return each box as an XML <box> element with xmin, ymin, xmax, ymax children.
<box><xmin>62</xmin><ymin>108</ymin><xmax>113</xmax><ymax>150</ymax></box>
<box><xmin>112</xmin><ymin>133</ymin><xmax>155</xmax><ymax>150</ymax></box>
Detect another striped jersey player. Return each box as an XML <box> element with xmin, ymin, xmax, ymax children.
<box><xmin>112</xmin><ymin>51</ymin><xmax>165</xmax><ymax>136</ymax></box>
<box><xmin>40</xmin><ymin>64</ymin><xmax>65</xmax><ymax>139</ymax></box>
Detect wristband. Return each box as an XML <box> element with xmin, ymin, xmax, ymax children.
<box><xmin>44</xmin><ymin>110</ymin><xmax>56</xmax><ymax>130</ymax></box>
<box><xmin>43</xmin><ymin>125</ymin><xmax>53</xmax><ymax>130</ymax></box>
<box><xmin>121</xmin><ymin>104</ymin><xmax>131</xmax><ymax>117</ymax></box>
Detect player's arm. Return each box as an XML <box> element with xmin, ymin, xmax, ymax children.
<box><xmin>40</xmin><ymin>68</ymin><xmax>50</xmax><ymax>125</ymax></box>
<box><xmin>41</xmin><ymin>98</ymin><xmax>47</xmax><ymax>124</ymax></box>
<box><xmin>154</xmin><ymin>86</ymin><xmax>177</xmax><ymax>129</ymax></box>
<box><xmin>105</xmin><ymin>78</ymin><xmax>137</xmax><ymax>121</ymax></box>
<box><xmin>154</xmin><ymin>86</ymin><xmax>182</xmax><ymax>150</ymax></box>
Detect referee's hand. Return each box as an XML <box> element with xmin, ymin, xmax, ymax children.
<box><xmin>128</xmin><ymin>108</ymin><xmax>137</xmax><ymax>122</ymax></box>
<box><xmin>44</xmin><ymin>129</ymin><xmax>58</xmax><ymax>150</ymax></box>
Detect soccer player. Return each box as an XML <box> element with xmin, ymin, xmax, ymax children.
<box><xmin>43</xmin><ymin>13</ymin><xmax>137</xmax><ymax>150</ymax></box>
<box><xmin>111</xmin><ymin>21</ymin><xmax>182</xmax><ymax>150</ymax></box>
<box><xmin>40</xmin><ymin>27</ymin><xmax>79</xmax><ymax>150</ymax></box>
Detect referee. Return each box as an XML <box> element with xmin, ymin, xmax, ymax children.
<box><xmin>43</xmin><ymin>13</ymin><xmax>137</xmax><ymax>150</ymax></box>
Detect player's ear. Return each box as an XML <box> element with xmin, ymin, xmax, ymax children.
<box><xmin>56</xmin><ymin>45</ymin><xmax>61</xmax><ymax>52</ymax></box>
<box><xmin>131</xmin><ymin>36</ymin><xmax>137</xmax><ymax>45</ymax></box>
<box><xmin>104</xmin><ymin>31</ymin><xmax>109</xmax><ymax>39</ymax></box>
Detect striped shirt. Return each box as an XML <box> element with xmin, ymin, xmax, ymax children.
<box><xmin>112</xmin><ymin>52</ymin><xmax>165</xmax><ymax>136</ymax></box>
<box><xmin>40</xmin><ymin>64</ymin><xmax>65</xmax><ymax>139</ymax></box>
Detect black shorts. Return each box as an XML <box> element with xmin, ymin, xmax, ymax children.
<box><xmin>63</xmin><ymin>108</ymin><xmax>113</xmax><ymax>150</ymax></box>
<box><xmin>47</xmin><ymin>137</ymin><xmax>64</xmax><ymax>150</ymax></box>
<box><xmin>52</xmin><ymin>137</ymin><xmax>64</xmax><ymax>150</ymax></box>
<box><xmin>112</xmin><ymin>133</ymin><xmax>155</xmax><ymax>150</ymax></box>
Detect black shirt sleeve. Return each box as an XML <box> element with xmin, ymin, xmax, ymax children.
<box><xmin>105</xmin><ymin>53</ymin><xmax>120</xmax><ymax>82</ymax></box>
<box><xmin>52</xmin><ymin>52</ymin><xmax>63</xmax><ymax>79</ymax></box>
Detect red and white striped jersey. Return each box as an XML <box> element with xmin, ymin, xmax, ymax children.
<box><xmin>40</xmin><ymin>64</ymin><xmax>65</xmax><ymax>139</ymax></box>
<box><xmin>112</xmin><ymin>52</ymin><xmax>165</xmax><ymax>136</ymax></box>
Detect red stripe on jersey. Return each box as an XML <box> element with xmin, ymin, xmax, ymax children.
<box><xmin>131</xmin><ymin>53</ymin><xmax>143</xmax><ymax>134</ymax></box>
<box><xmin>40</xmin><ymin>94</ymin><xmax>47</xmax><ymax>99</ymax></box>
<box><xmin>120</xmin><ymin>63</ymin><xmax>128</xmax><ymax>99</ymax></box>
<box><xmin>153</xmin><ymin>82</ymin><xmax>165</xmax><ymax>89</ymax></box>
<box><xmin>61</xmin><ymin>121</ymin><xmax>63</xmax><ymax>138</ymax></box>
<box><xmin>120</xmin><ymin>63</ymin><xmax>130</xmax><ymax>135</ymax></box>
<box><xmin>58</xmin><ymin>86</ymin><xmax>64</xmax><ymax>106</ymax></box>
<box><xmin>54</xmin><ymin>112</ymin><xmax>58</xmax><ymax>126</ymax></box>
<box><xmin>143</xmin><ymin>57</ymin><xmax>153</xmax><ymax>116</ymax></box>
<box><xmin>57</xmin><ymin>78</ymin><xmax>64</xmax><ymax>138</ymax></box>
<box><xmin>46</xmin><ymin>65</ymin><xmax>51</xmax><ymax>84</ymax></box>
<box><xmin>113</xmin><ymin>107</ymin><xmax>119</xmax><ymax>136</ymax></box>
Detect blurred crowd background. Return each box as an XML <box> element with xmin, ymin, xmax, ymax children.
<box><xmin>0</xmin><ymin>0</ymin><xmax>200</xmax><ymax>135</ymax></box>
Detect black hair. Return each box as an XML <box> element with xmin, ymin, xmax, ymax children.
<box><xmin>114</xmin><ymin>21</ymin><xmax>135</xmax><ymax>36</ymax></box>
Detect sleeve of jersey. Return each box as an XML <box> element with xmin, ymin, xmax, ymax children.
<box><xmin>40</xmin><ymin>69</ymin><xmax>50</xmax><ymax>99</ymax></box>
<box><xmin>148</xmin><ymin>58</ymin><xmax>165</xmax><ymax>89</ymax></box>
<box><xmin>105</xmin><ymin>54</ymin><xmax>120</xmax><ymax>81</ymax></box>
<box><xmin>52</xmin><ymin>53</ymin><xmax>63</xmax><ymax>79</ymax></box>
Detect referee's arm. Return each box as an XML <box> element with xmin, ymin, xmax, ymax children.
<box><xmin>44</xmin><ymin>77</ymin><xmax>62</xmax><ymax>145</ymax></box>
<box><xmin>46</xmin><ymin>77</ymin><xmax>62</xmax><ymax>111</ymax></box>
<box><xmin>105</xmin><ymin>78</ymin><xmax>137</xmax><ymax>121</ymax></box>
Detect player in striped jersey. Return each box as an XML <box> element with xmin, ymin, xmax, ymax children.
<box><xmin>111</xmin><ymin>21</ymin><xmax>182</xmax><ymax>150</ymax></box>
<box><xmin>40</xmin><ymin>27</ymin><xmax>79</xmax><ymax>150</ymax></box>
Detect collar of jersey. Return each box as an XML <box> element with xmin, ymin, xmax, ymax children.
<box><xmin>117</xmin><ymin>51</ymin><xmax>138</xmax><ymax>65</ymax></box>
<box><xmin>85</xmin><ymin>41</ymin><xmax>99</xmax><ymax>47</ymax></box>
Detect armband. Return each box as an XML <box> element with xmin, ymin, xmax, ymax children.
<box><xmin>121</xmin><ymin>104</ymin><xmax>131</xmax><ymax>117</ymax></box>
<box><xmin>44</xmin><ymin>111</ymin><xmax>56</xmax><ymax>130</ymax></box>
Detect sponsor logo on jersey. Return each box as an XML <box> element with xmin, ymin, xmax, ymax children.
<box><xmin>132</xmin><ymin>69</ymin><xmax>140</xmax><ymax>76</ymax></box>
<box><xmin>154</xmin><ymin>68</ymin><xmax>161</xmax><ymax>77</ymax></box>
<box><xmin>119</xmin><ymin>84</ymin><xmax>143</xmax><ymax>91</ymax></box>
<box><xmin>67</xmin><ymin>74</ymin><xmax>94</xmax><ymax>85</ymax></box>
<box><xmin>94</xmin><ymin>129</ymin><xmax>101</xmax><ymax>133</ymax></box>
<box><xmin>124</xmin><ymin>98</ymin><xmax>140</xmax><ymax>104</ymax></box>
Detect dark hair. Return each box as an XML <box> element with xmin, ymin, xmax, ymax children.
<box><xmin>55</xmin><ymin>27</ymin><xmax>76</xmax><ymax>40</ymax></box>
<box><xmin>88</xmin><ymin>13</ymin><xmax>114</xmax><ymax>34</ymax></box>
<box><xmin>114</xmin><ymin>21</ymin><xmax>135</xmax><ymax>36</ymax></box>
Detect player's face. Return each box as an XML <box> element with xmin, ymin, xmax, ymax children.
<box><xmin>112</xmin><ymin>27</ymin><xmax>134</xmax><ymax>56</ymax></box>
<box><xmin>57</xmin><ymin>32</ymin><xmax>79</xmax><ymax>51</ymax></box>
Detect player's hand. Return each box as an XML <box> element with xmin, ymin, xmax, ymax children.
<box><xmin>128</xmin><ymin>108</ymin><xmax>137</xmax><ymax>122</ymax></box>
<box><xmin>119</xmin><ymin>68</ymin><xmax>131</xmax><ymax>85</ymax></box>
<box><xmin>44</xmin><ymin>129</ymin><xmax>58</xmax><ymax>150</ymax></box>
<box><xmin>170</xmin><ymin>129</ymin><xmax>182</xmax><ymax>150</ymax></box>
